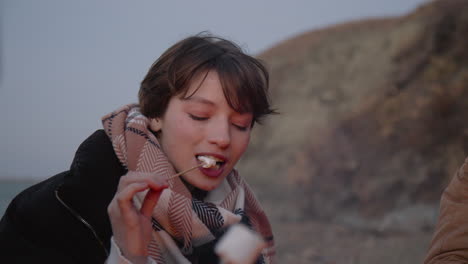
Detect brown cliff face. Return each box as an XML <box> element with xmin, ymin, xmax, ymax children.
<box><xmin>240</xmin><ymin>0</ymin><xmax>468</xmax><ymax>233</ymax></box>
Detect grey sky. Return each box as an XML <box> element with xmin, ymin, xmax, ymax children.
<box><xmin>0</xmin><ymin>0</ymin><xmax>428</xmax><ymax>180</ymax></box>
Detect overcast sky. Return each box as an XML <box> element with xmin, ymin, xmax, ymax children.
<box><xmin>0</xmin><ymin>0</ymin><xmax>428</xmax><ymax>180</ymax></box>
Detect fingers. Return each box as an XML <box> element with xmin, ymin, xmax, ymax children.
<box><xmin>140</xmin><ymin>189</ymin><xmax>164</xmax><ymax>218</ymax></box>
<box><xmin>118</xmin><ymin>171</ymin><xmax>168</xmax><ymax>192</ymax></box>
<box><xmin>112</xmin><ymin>171</ymin><xmax>168</xmax><ymax>219</ymax></box>
<box><xmin>107</xmin><ymin>171</ymin><xmax>169</xmax><ymax>260</ymax></box>
<box><xmin>113</xmin><ymin>182</ymin><xmax>149</xmax><ymax>216</ymax></box>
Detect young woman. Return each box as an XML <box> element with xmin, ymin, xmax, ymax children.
<box><xmin>0</xmin><ymin>33</ymin><xmax>276</xmax><ymax>264</ymax></box>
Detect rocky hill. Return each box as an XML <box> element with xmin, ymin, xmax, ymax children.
<box><xmin>239</xmin><ymin>0</ymin><xmax>468</xmax><ymax>262</ymax></box>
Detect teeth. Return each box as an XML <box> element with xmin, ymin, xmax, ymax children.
<box><xmin>197</xmin><ymin>155</ymin><xmax>223</xmax><ymax>168</ymax></box>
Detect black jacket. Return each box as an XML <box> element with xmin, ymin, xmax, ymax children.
<box><xmin>0</xmin><ymin>130</ymin><xmax>126</xmax><ymax>263</ymax></box>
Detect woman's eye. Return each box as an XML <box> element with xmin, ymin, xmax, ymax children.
<box><xmin>189</xmin><ymin>114</ymin><xmax>208</xmax><ymax>121</ymax></box>
<box><xmin>233</xmin><ymin>124</ymin><xmax>248</xmax><ymax>131</ymax></box>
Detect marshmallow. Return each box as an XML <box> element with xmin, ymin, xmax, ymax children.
<box><xmin>215</xmin><ymin>224</ymin><xmax>266</xmax><ymax>264</ymax></box>
<box><xmin>197</xmin><ymin>156</ymin><xmax>217</xmax><ymax>168</ymax></box>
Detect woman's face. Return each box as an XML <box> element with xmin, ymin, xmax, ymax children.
<box><xmin>151</xmin><ymin>70</ymin><xmax>252</xmax><ymax>191</ymax></box>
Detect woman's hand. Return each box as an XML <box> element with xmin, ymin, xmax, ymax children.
<box><xmin>107</xmin><ymin>171</ymin><xmax>168</xmax><ymax>264</ymax></box>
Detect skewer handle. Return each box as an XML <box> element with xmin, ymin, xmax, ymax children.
<box><xmin>168</xmin><ymin>163</ymin><xmax>203</xmax><ymax>179</ymax></box>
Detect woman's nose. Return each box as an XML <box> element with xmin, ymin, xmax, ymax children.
<box><xmin>207</xmin><ymin>119</ymin><xmax>231</xmax><ymax>149</ymax></box>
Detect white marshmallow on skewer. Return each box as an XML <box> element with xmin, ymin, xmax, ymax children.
<box><xmin>197</xmin><ymin>155</ymin><xmax>217</xmax><ymax>168</ymax></box>
<box><xmin>169</xmin><ymin>156</ymin><xmax>219</xmax><ymax>179</ymax></box>
<box><xmin>215</xmin><ymin>224</ymin><xmax>266</xmax><ymax>264</ymax></box>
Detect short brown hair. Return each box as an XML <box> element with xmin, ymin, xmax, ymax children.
<box><xmin>138</xmin><ymin>32</ymin><xmax>275</xmax><ymax>125</ymax></box>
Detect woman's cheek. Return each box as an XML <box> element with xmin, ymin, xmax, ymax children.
<box><xmin>173</xmin><ymin>116</ymin><xmax>195</xmax><ymax>133</ymax></box>
<box><xmin>233</xmin><ymin>130</ymin><xmax>251</xmax><ymax>156</ymax></box>
<box><xmin>177</xmin><ymin>119</ymin><xmax>204</xmax><ymax>142</ymax></box>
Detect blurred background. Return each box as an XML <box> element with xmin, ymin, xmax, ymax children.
<box><xmin>3</xmin><ymin>0</ymin><xmax>468</xmax><ymax>263</ymax></box>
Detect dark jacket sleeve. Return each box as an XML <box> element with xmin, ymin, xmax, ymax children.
<box><xmin>0</xmin><ymin>172</ymin><xmax>73</xmax><ymax>263</ymax></box>
<box><xmin>0</xmin><ymin>130</ymin><xmax>125</xmax><ymax>263</ymax></box>
<box><xmin>424</xmin><ymin>157</ymin><xmax>468</xmax><ymax>263</ymax></box>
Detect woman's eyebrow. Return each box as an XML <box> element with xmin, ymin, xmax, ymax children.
<box><xmin>183</xmin><ymin>96</ymin><xmax>215</xmax><ymax>106</ymax></box>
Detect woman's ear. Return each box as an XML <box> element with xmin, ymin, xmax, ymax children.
<box><xmin>149</xmin><ymin>118</ymin><xmax>163</xmax><ymax>132</ymax></box>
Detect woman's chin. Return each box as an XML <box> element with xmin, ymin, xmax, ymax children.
<box><xmin>193</xmin><ymin>180</ymin><xmax>220</xmax><ymax>191</ymax></box>
<box><xmin>181</xmin><ymin>170</ymin><xmax>228</xmax><ymax>191</ymax></box>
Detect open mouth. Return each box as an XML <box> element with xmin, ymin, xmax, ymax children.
<box><xmin>196</xmin><ymin>155</ymin><xmax>226</xmax><ymax>169</ymax></box>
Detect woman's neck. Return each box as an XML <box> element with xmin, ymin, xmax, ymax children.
<box><xmin>181</xmin><ymin>177</ymin><xmax>208</xmax><ymax>200</ymax></box>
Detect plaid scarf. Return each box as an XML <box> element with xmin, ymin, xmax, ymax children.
<box><xmin>102</xmin><ymin>104</ymin><xmax>275</xmax><ymax>264</ymax></box>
